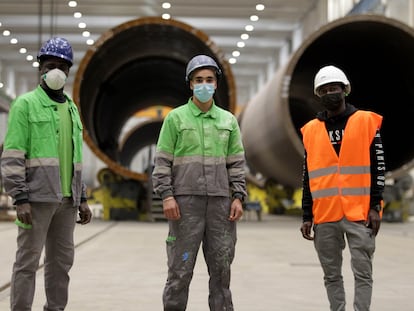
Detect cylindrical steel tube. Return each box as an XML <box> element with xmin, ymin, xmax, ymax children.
<box><xmin>73</xmin><ymin>17</ymin><xmax>236</xmax><ymax>181</ymax></box>
<box><xmin>118</xmin><ymin>118</ymin><xmax>163</xmax><ymax>168</ymax></box>
<box><xmin>241</xmin><ymin>14</ymin><xmax>414</xmax><ymax>188</ymax></box>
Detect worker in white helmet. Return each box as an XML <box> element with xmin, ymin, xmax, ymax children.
<box><xmin>300</xmin><ymin>65</ymin><xmax>386</xmax><ymax>311</ymax></box>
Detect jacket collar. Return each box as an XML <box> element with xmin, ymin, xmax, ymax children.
<box><xmin>36</xmin><ymin>85</ymin><xmax>72</xmax><ymax>107</ymax></box>
<box><xmin>188</xmin><ymin>98</ymin><xmax>217</xmax><ymax>118</ymax></box>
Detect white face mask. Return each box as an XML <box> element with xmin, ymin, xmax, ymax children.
<box><xmin>42</xmin><ymin>68</ymin><xmax>67</xmax><ymax>90</ymax></box>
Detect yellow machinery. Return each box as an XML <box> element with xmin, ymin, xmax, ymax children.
<box><xmin>88</xmin><ymin>168</ymin><xmax>150</xmax><ymax>221</ymax></box>
<box><xmin>382</xmin><ymin>174</ymin><xmax>413</xmax><ymax>222</ymax></box>
<box><xmin>246</xmin><ymin>179</ymin><xmax>302</xmax><ymax>217</ymax></box>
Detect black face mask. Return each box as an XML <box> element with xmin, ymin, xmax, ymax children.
<box><xmin>320</xmin><ymin>92</ymin><xmax>344</xmax><ymax>111</ymax></box>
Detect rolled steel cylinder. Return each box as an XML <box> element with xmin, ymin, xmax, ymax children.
<box><xmin>118</xmin><ymin>118</ymin><xmax>163</xmax><ymax>168</ymax></box>
<box><xmin>241</xmin><ymin>14</ymin><xmax>414</xmax><ymax>188</ymax></box>
<box><xmin>74</xmin><ymin>14</ymin><xmax>414</xmax><ymax>188</ymax></box>
<box><xmin>73</xmin><ymin>17</ymin><xmax>236</xmax><ymax>181</ymax></box>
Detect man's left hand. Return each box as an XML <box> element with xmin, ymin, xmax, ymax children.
<box><xmin>229</xmin><ymin>198</ymin><xmax>243</xmax><ymax>221</ymax></box>
<box><xmin>77</xmin><ymin>202</ymin><xmax>92</xmax><ymax>225</ymax></box>
<box><xmin>366</xmin><ymin>209</ymin><xmax>381</xmax><ymax>236</ymax></box>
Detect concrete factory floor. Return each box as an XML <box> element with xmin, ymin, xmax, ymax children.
<box><xmin>0</xmin><ymin>212</ymin><xmax>413</xmax><ymax>311</ymax></box>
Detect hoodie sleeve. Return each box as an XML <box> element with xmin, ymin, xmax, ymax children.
<box><xmin>301</xmin><ymin>150</ymin><xmax>313</xmax><ymax>222</ymax></box>
<box><xmin>369</xmin><ymin>129</ymin><xmax>386</xmax><ymax>208</ymax></box>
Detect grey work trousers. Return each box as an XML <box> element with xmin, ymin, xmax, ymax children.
<box><xmin>314</xmin><ymin>217</ymin><xmax>376</xmax><ymax>311</ymax></box>
<box><xmin>163</xmin><ymin>195</ymin><xmax>237</xmax><ymax>311</ymax></box>
<box><xmin>10</xmin><ymin>199</ymin><xmax>77</xmax><ymax>311</ymax></box>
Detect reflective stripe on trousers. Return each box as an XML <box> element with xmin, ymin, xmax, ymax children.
<box><xmin>163</xmin><ymin>195</ymin><xmax>236</xmax><ymax>311</ymax></box>
<box><xmin>313</xmin><ymin>217</ymin><xmax>376</xmax><ymax>311</ymax></box>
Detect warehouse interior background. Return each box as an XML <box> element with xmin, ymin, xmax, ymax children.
<box><xmin>1</xmin><ymin>0</ymin><xmax>414</xmax><ymax>221</ymax></box>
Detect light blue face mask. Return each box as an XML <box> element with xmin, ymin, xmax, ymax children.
<box><xmin>193</xmin><ymin>83</ymin><xmax>215</xmax><ymax>103</ymax></box>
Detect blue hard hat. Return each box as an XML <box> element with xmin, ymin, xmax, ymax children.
<box><xmin>37</xmin><ymin>37</ymin><xmax>73</xmax><ymax>66</ymax></box>
<box><xmin>185</xmin><ymin>55</ymin><xmax>222</xmax><ymax>82</ymax></box>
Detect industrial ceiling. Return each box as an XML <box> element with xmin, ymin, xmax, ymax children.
<box><xmin>0</xmin><ymin>0</ymin><xmax>318</xmax><ymax>106</ymax></box>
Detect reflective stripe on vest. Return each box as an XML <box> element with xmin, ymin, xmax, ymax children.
<box><xmin>301</xmin><ymin>110</ymin><xmax>382</xmax><ymax>224</ymax></box>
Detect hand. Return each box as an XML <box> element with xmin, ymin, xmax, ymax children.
<box><xmin>77</xmin><ymin>202</ymin><xmax>92</xmax><ymax>225</ymax></box>
<box><xmin>229</xmin><ymin>198</ymin><xmax>243</xmax><ymax>221</ymax></box>
<box><xmin>300</xmin><ymin>221</ymin><xmax>314</xmax><ymax>240</ymax></box>
<box><xmin>16</xmin><ymin>202</ymin><xmax>32</xmax><ymax>226</ymax></box>
<box><xmin>366</xmin><ymin>209</ymin><xmax>381</xmax><ymax>236</ymax></box>
<box><xmin>163</xmin><ymin>197</ymin><xmax>181</xmax><ymax>220</ymax></box>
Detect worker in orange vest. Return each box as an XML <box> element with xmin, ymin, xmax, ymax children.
<box><xmin>300</xmin><ymin>65</ymin><xmax>385</xmax><ymax>311</ymax></box>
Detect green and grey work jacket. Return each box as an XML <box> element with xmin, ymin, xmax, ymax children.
<box><xmin>1</xmin><ymin>85</ymin><xmax>86</xmax><ymax>207</ymax></box>
<box><xmin>152</xmin><ymin>99</ymin><xmax>247</xmax><ymax>200</ymax></box>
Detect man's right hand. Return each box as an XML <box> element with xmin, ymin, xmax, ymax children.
<box><xmin>163</xmin><ymin>197</ymin><xmax>181</xmax><ymax>220</ymax></box>
<box><xmin>16</xmin><ymin>202</ymin><xmax>32</xmax><ymax>225</ymax></box>
<box><xmin>300</xmin><ymin>221</ymin><xmax>314</xmax><ymax>240</ymax></box>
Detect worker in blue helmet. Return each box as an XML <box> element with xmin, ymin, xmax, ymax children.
<box><xmin>1</xmin><ymin>37</ymin><xmax>91</xmax><ymax>310</ymax></box>
<box><xmin>153</xmin><ymin>54</ymin><xmax>246</xmax><ymax>310</ymax></box>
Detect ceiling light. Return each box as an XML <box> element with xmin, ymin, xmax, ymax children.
<box><xmin>256</xmin><ymin>4</ymin><xmax>265</xmax><ymax>11</ymax></box>
<box><xmin>0</xmin><ymin>82</ymin><xmax>3</xmax><ymax>88</ymax></box>
<box><xmin>229</xmin><ymin>58</ymin><xmax>237</xmax><ymax>64</ymax></box>
<box><xmin>241</xmin><ymin>33</ymin><xmax>249</xmax><ymax>40</ymax></box>
<box><xmin>237</xmin><ymin>41</ymin><xmax>245</xmax><ymax>48</ymax></box>
<box><xmin>86</xmin><ymin>39</ymin><xmax>94</xmax><ymax>45</ymax></box>
<box><xmin>162</xmin><ymin>13</ymin><xmax>171</xmax><ymax>20</ymax></box>
<box><xmin>68</xmin><ymin>1</ymin><xmax>77</xmax><ymax>8</ymax></box>
<box><xmin>19</xmin><ymin>48</ymin><xmax>27</xmax><ymax>54</ymax></box>
<box><xmin>250</xmin><ymin>15</ymin><xmax>259</xmax><ymax>22</ymax></box>
<box><xmin>26</xmin><ymin>55</ymin><xmax>33</xmax><ymax>61</ymax></box>
<box><xmin>232</xmin><ymin>51</ymin><xmax>240</xmax><ymax>57</ymax></box>
<box><xmin>78</xmin><ymin>22</ymin><xmax>86</xmax><ymax>29</ymax></box>
<box><xmin>3</xmin><ymin>30</ymin><xmax>10</xmax><ymax>36</ymax></box>
<box><xmin>32</xmin><ymin>62</ymin><xmax>39</xmax><ymax>68</ymax></box>
<box><xmin>245</xmin><ymin>25</ymin><xmax>254</xmax><ymax>31</ymax></box>
<box><xmin>74</xmin><ymin>12</ymin><xmax>82</xmax><ymax>18</ymax></box>
<box><xmin>10</xmin><ymin>38</ymin><xmax>18</xmax><ymax>44</ymax></box>
<box><xmin>162</xmin><ymin>2</ymin><xmax>171</xmax><ymax>9</ymax></box>
<box><xmin>82</xmin><ymin>31</ymin><xmax>90</xmax><ymax>37</ymax></box>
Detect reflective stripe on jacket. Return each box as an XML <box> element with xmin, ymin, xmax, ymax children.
<box><xmin>301</xmin><ymin>110</ymin><xmax>382</xmax><ymax>224</ymax></box>
<box><xmin>152</xmin><ymin>99</ymin><xmax>247</xmax><ymax>199</ymax></box>
<box><xmin>1</xmin><ymin>85</ymin><xmax>85</xmax><ymax>206</ymax></box>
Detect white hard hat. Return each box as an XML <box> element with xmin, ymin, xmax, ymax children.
<box><xmin>314</xmin><ymin>65</ymin><xmax>351</xmax><ymax>97</ymax></box>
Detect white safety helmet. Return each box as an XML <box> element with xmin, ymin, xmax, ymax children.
<box><xmin>314</xmin><ymin>65</ymin><xmax>351</xmax><ymax>97</ymax></box>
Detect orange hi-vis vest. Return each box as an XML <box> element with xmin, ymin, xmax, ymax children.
<box><xmin>301</xmin><ymin>110</ymin><xmax>383</xmax><ymax>224</ymax></box>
